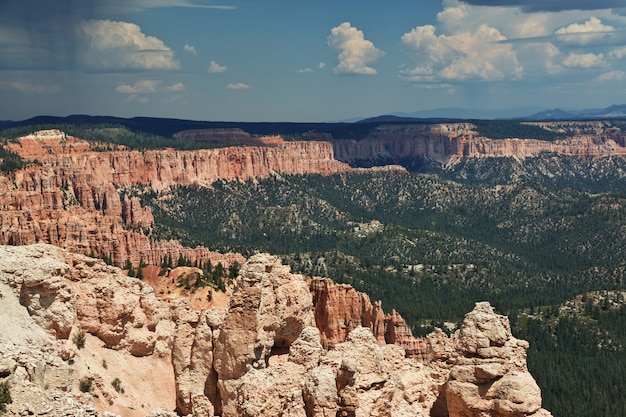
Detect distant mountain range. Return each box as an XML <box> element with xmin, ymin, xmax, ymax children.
<box><xmin>2</xmin><ymin>105</ymin><xmax>626</xmax><ymax>137</ymax></box>
<box><xmin>388</xmin><ymin>104</ymin><xmax>626</xmax><ymax>122</ymax></box>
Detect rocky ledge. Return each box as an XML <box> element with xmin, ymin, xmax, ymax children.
<box><xmin>0</xmin><ymin>245</ymin><xmax>551</xmax><ymax>417</ymax></box>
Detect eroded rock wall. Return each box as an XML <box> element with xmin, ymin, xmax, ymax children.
<box><xmin>1</xmin><ymin>130</ymin><xmax>348</xmax><ymax>267</ymax></box>
<box><xmin>0</xmin><ymin>245</ymin><xmax>552</xmax><ymax>417</ymax></box>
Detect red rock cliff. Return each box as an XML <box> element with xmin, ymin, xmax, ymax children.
<box><xmin>310</xmin><ymin>277</ymin><xmax>431</xmax><ymax>360</ymax></box>
<box><xmin>0</xmin><ymin>130</ymin><xmax>350</xmax><ymax>266</ymax></box>
<box><xmin>333</xmin><ymin>123</ymin><xmax>626</xmax><ymax>165</ymax></box>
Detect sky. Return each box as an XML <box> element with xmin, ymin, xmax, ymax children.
<box><xmin>2</xmin><ymin>0</ymin><xmax>626</xmax><ymax>122</ymax></box>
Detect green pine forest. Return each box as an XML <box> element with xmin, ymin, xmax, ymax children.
<box><xmin>140</xmin><ymin>158</ymin><xmax>626</xmax><ymax>417</ymax></box>
<box><xmin>3</xmin><ymin>122</ymin><xmax>626</xmax><ymax>416</ymax></box>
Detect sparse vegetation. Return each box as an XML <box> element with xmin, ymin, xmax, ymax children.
<box><xmin>73</xmin><ymin>330</ymin><xmax>86</xmax><ymax>349</ymax></box>
<box><xmin>0</xmin><ymin>381</ymin><xmax>11</xmax><ymax>411</ymax></box>
<box><xmin>79</xmin><ymin>377</ymin><xmax>93</xmax><ymax>393</ymax></box>
<box><xmin>111</xmin><ymin>377</ymin><xmax>124</xmax><ymax>394</ymax></box>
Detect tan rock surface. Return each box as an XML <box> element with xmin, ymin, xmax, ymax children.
<box><xmin>0</xmin><ymin>245</ymin><xmax>552</xmax><ymax>417</ymax></box>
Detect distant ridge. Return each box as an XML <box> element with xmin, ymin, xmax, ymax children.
<box><xmin>524</xmin><ymin>104</ymin><xmax>626</xmax><ymax>121</ymax></box>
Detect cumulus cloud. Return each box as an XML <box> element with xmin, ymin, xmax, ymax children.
<box><xmin>165</xmin><ymin>82</ymin><xmax>185</xmax><ymax>92</ymax></box>
<box><xmin>596</xmin><ymin>70</ymin><xmax>626</xmax><ymax>81</ymax></box>
<box><xmin>319</xmin><ymin>62</ymin><xmax>326</xmax><ymax>69</ymax></box>
<box><xmin>555</xmin><ymin>17</ymin><xmax>617</xmax><ymax>47</ymax></box>
<box><xmin>400</xmin><ymin>23</ymin><xmax>523</xmax><ymax>82</ymax></box>
<box><xmin>115</xmin><ymin>79</ymin><xmax>184</xmax><ymax>98</ymax></box>
<box><xmin>80</xmin><ymin>20</ymin><xmax>180</xmax><ymax>71</ymax></box>
<box><xmin>227</xmin><ymin>82</ymin><xmax>250</xmax><ymax>90</ymax></box>
<box><xmin>327</xmin><ymin>22</ymin><xmax>385</xmax><ymax>75</ymax></box>
<box><xmin>0</xmin><ymin>81</ymin><xmax>61</xmax><ymax>94</ymax></box>
<box><xmin>184</xmin><ymin>44</ymin><xmax>197</xmax><ymax>55</ymax></box>
<box><xmin>296</xmin><ymin>68</ymin><xmax>314</xmax><ymax>73</ymax></box>
<box><xmin>562</xmin><ymin>52</ymin><xmax>605</xmax><ymax>68</ymax></box>
<box><xmin>609</xmin><ymin>46</ymin><xmax>626</xmax><ymax>59</ymax></box>
<box><xmin>208</xmin><ymin>60</ymin><xmax>227</xmax><ymax>73</ymax></box>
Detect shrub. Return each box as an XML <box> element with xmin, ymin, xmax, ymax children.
<box><xmin>79</xmin><ymin>378</ymin><xmax>93</xmax><ymax>393</ymax></box>
<box><xmin>111</xmin><ymin>377</ymin><xmax>124</xmax><ymax>393</ymax></box>
<box><xmin>73</xmin><ymin>330</ymin><xmax>86</xmax><ymax>349</ymax></box>
<box><xmin>0</xmin><ymin>381</ymin><xmax>11</xmax><ymax>411</ymax></box>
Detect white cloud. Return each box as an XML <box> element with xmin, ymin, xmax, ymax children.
<box><xmin>227</xmin><ymin>82</ymin><xmax>250</xmax><ymax>90</ymax></box>
<box><xmin>115</xmin><ymin>80</ymin><xmax>162</xmax><ymax>93</ymax></box>
<box><xmin>609</xmin><ymin>46</ymin><xmax>626</xmax><ymax>59</ymax></box>
<box><xmin>319</xmin><ymin>62</ymin><xmax>326</xmax><ymax>69</ymax></box>
<box><xmin>115</xmin><ymin>79</ymin><xmax>184</xmax><ymax>96</ymax></box>
<box><xmin>596</xmin><ymin>70</ymin><xmax>626</xmax><ymax>81</ymax></box>
<box><xmin>208</xmin><ymin>60</ymin><xmax>227</xmax><ymax>73</ymax></box>
<box><xmin>80</xmin><ymin>20</ymin><xmax>180</xmax><ymax>70</ymax></box>
<box><xmin>0</xmin><ymin>81</ymin><xmax>61</xmax><ymax>94</ymax></box>
<box><xmin>400</xmin><ymin>23</ymin><xmax>523</xmax><ymax>82</ymax></box>
<box><xmin>562</xmin><ymin>52</ymin><xmax>605</xmax><ymax>68</ymax></box>
<box><xmin>165</xmin><ymin>82</ymin><xmax>185</xmax><ymax>92</ymax></box>
<box><xmin>296</xmin><ymin>68</ymin><xmax>314</xmax><ymax>73</ymax></box>
<box><xmin>555</xmin><ymin>17</ymin><xmax>617</xmax><ymax>46</ymax></box>
<box><xmin>327</xmin><ymin>22</ymin><xmax>384</xmax><ymax>75</ymax></box>
<box><xmin>184</xmin><ymin>44</ymin><xmax>197</xmax><ymax>55</ymax></box>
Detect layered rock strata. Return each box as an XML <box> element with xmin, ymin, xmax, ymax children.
<box><xmin>0</xmin><ymin>130</ymin><xmax>348</xmax><ymax>266</ymax></box>
<box><xmin>333</xmin><ymin>123</ymin><xmax>626</xmax><ymax>165</ymax></box>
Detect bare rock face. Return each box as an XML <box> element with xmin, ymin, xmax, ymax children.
<box><xmin>445</xmin><ymin>302</ymin><xmax>548</xmax><ymax>417</ymax></box>
<box><xmin>311</xmin><ymin>278</ymin><xmax>431</xmax><ymax>359</ymax></box>
<box><xmin>213</xmin><ymin>253</ymin><xmax>315</xmax><ymax>416</ymax></box>
<box><xmin>0</xmin><ymin>244</ymin><xmax>185</xmax><ymax>417</ymax></box>
<box><xmin>0</xmin><ymin>244</ymin><xmax>552</xmax><ymax>417</ymax></box>
<box><xmin>1</xmin><ymin>129</ymin><xmax>348</xmax><ymax>268</ymax></box>
<box><xmin>172</xmin><ymin>305</ymin><xmax>224</xmax><ymax>415</ymax></box>
<box><xmin>333</xmin><ymin>123</ymin><xmax>626</xmax><ymax>165</ymax></box>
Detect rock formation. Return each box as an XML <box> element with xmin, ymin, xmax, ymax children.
<box><xmin>333</xmin><ymin>123</ymin><xmax>626</xmax><ymax>165</ymax></box>
<box><xmin>310</xmin><ymin>278</ymin><xmax>431</xmax><ymax>360</ymax></box>
<box><xmin>0</xmin><ymin>129</ymin><xmax>348</xmax><ymax>267</ymax></box>
<box><xmin>0</xmin><ymin>244</ymin><xmax>552</xmax><ymax>417</ymax></box>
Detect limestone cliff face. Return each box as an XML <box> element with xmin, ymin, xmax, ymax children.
<box><xmin>0</xmin><ymin>245</ymin><xmax>552</xmax><ymax>417</ymax></box>
<box><xmin>333</xmin><ymin>124</ymin><xmax>626</xmax><ymax>165</ymax></box>
<box><xmin>0</xmin><ymin>130</ymin><xmax>349</xmax><ymax>266</ymax></box>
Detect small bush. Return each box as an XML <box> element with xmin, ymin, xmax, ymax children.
<box><xmin>111</xmin><ymin>377</ymin><xmax>124</xmax><ymax>393</ymax></box>
<box><xmin>0</xmin><ymin>381</ymin><xmax>12</xmax><ymax>411</ymax></box>
<box><xmin>73</xmin><ymin>330</ymin><xmax>86</xmax><ymax>349</ymax></box>
<box><xmin>102</xmin><ymin>359</ymin><xmax>107</xmax><ymax>369</ymax></box>
<box><xmin>79</xmin><ymin>377</ymin><xmax>93</xmax><ymax>393</ymax></box>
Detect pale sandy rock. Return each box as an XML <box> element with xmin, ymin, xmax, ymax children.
<box><xmin>213</xmin><ymin>253</ymin><xmax>315</xmax><ymax>417</ymax></box>
<box><xmin>191</xmin><ymin>394</ymin><xmax>215</xmax><ymax>417</ymax></box>
<box><xmin>445</xmin><ymin>302</ymin><xmax>551</xmax><ymax>417</ymax></box>
<box><xmin>234</xmin><ymin>362</ymin><xmax>308</xmax><ymax>417</ymax></box>
<box><xmin>288</xmin><ymin>326</ymin><xmax>324</xmax><ymax>369</ymax></box>
<box><xmin>0</xmin><ymin>244</ymin><xmax>75</xmax><ymax>339</ymax></box>
<box><xmin>302</xmin><ymin>365</ymin><xmax>339</xmax><ymax>417</ymax></box>
<box><xmin>173</xmin><ymin>309</ymin><xmax>218</xmax><ymax>415</ymax></box>
<box><xmin>71</xmin><ymin>254</ymin><xmax>174</xmax><ymax>356</ymax></box>
<box><xmin>454</xmin><ymin>302</ymin><xmax>511</xmax><ymax>355</ymax></box>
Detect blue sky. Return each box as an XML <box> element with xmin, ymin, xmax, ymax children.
<box><xmin>2</xmin><ymin>0</ymin><xmax>626</xmax><ymax>122</ymax></box>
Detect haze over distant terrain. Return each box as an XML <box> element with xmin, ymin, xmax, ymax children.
<box><xmin>2</xmin><ymin>0</ymin><xmax>626</xmax><ymax>122</ymax></box>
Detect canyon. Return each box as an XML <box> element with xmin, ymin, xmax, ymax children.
<box><xmin>2</xmin><ymin>122</ymin><xmax>625</xmax><ymax>416</ymax></box>
<box><xmin>0</xmin><ymin>244</ymin><xmax>552</xmax><ymax>417</ymax></box>
<box><xmin>0</xmin><ymin>129</ymin><xmax>349</xmax><ymax>267</ymax></box>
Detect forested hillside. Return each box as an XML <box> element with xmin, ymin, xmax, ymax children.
<box><xmin>139</xmin><ymin>156</ymin><xmax>626</xmax><ymax>417</ymax></box>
